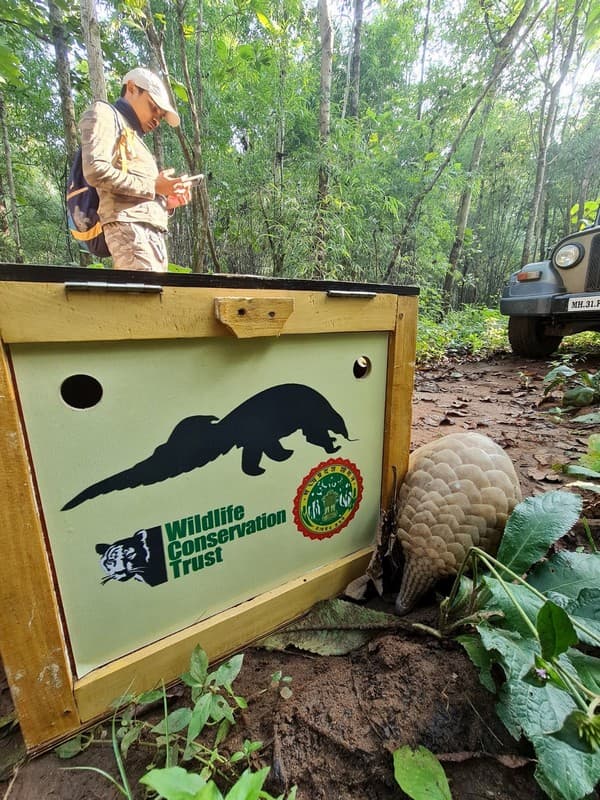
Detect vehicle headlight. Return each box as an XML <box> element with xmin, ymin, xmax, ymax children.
<box><xmin>554</xmin><ymin>243</ymin><xmax>584</xmax><ymax>268</ymax></box>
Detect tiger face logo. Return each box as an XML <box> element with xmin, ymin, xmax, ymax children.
<box><xmin>95</xmin><ymin>527</ymin><xmax>167</xmax><ymax>587</ymax></box>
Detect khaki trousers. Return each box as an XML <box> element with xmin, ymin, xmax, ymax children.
<box><xmin>103</xmin><ymin>221</ymin><xmax>168</xmax><ymax>272</ymax></box>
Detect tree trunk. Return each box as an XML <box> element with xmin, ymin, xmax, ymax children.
<box><xmin>384</xmin><ymin>0</ymin><xmax>538</xmax><ymax>282</ymax></box>
<box><xmin>0</xmin><ymin>92</ymin><xmax>23</xmax><ymax>262</ymax></box>
<box><xmin>521</xmin><ymin>0</ymin><xmax>581</xmax><ymax>265</ymax></box>
<box><xmin>538</xmin><ymin>184</ymin><xmax>551</xmax><ymax>260</ymax></box>
<box><xmin>80</xmin><ymin>0</ymin><xmax>106</xmax><ymax>101</ymax></box>
<box><xmin>576</xmin><ymin>175</ymin><xmax>590</xmax><ymax>229</ymax></box>
<box><xmin>342</xmin><ymin>0</ymin><xmax>363</xmax><ymax>119</ymax></box>
<box><xmin>0</xmin><ymin>172</ymin><xmax>9</xmax><ymax>238</ymax></box>
<box><xmin>48</xmin><ymin>0</ymin><xmax>81</xmax><ymax>262</ymax></box>
<box><xmin>521</xmin><ymin>90</ymin><xmax>554</xmax><ymax>265</ymax></box>
<box><xmin>416</xmin><ymin>0</ymin><xmax>431</xmax><ymax>121</ymax></box>
<box><xmin>49</xmin><ymin>0</ymin><xmax>78</xmax><ymax>162</ymax></box>
<box><xmin>176</xmin><ymin>0</ymin><xmax>205</xmax><ymax>272</ymax></box>
<box><xmin>441</xmin><ymin>99</ymin><xmax>491</xmax><ymax>313</ymax></box>
<box><xmin>314</xmin><ymin>0</ymin><xmax>333</xmax><ymax>275</ymax></box>
<box><xmin>264</xmin><ymin>22</ymin><xmax>289</xmax><ymax>277</ymax></box>
<box><xmin>143</xmin><ymin>1</ymin><xmax>220</xmax><ymax>272</ymax></box>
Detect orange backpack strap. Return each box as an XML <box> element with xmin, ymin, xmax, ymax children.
<box><xmin>115</xmin><ymin>127</ymin><xmax>136</xmax><ymax>174</ymax></box>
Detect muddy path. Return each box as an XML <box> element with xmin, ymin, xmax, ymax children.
<box><xmin>1</xmin><ymin>351</ymin><xmax>599</xmax><ymax>800</ymax></box>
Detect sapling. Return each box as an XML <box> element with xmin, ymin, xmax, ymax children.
<box><xmin>59</xmin><ymin>646</ymin><xmax>293</xmax><ymax>798</ymax></box>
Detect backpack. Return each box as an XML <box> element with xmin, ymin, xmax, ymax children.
<box><xmin>66</xmin><ymin>104</ymin><xmax>124</xmax><ymax>259</ymax></box>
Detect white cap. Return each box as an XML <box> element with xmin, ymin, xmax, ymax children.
<box><xmin>122</xmin><ymin>67</ymin><xmax>180</xmax><ymax>127</ymax></box>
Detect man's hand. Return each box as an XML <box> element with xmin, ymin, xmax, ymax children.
<box><xmin>166</xmin><ymin>186</ymin><xmax>191</xmax><ymax>210</ymax></box>
<box><xmin>155</xmin><ymin>168</ymin><xmax>185</xmax><ymax>198</ymax></box>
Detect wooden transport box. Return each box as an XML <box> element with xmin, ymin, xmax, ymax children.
<box><xmin>0</xmin><ymin>265</ymin><xmax>418</xmax><ymax>751</ymax></box>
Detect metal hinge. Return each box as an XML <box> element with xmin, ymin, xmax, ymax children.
<box><xmin>64</xmin><ymin>281</ymin><xmax>163</xmax><ymax>294</ymax></box>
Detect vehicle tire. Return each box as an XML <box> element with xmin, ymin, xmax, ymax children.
<box><xmin>508</xmin><ymin>316</ymin><xmax>562</xmax><ymax>358</ymax></box>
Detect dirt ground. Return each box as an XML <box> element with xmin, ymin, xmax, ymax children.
<box><xmin>2</xmin><ymin>350</ymin><xmax>600</xmax><ymax>800</ymax></box>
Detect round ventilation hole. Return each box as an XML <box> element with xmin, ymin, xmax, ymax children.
<box><xmin>60</xmin><ymin>374</ymin><xmax>103</xmax><ymax>409</ymax></box>
<box><xmin>353</xmin><ymin>356</ymin><xmax>372</xmax><ymax>379</ymax></box>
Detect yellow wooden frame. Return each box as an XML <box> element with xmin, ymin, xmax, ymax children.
<box><xmin>0</xmin><ymin>277</ymin><xmax>417</xmax><ymax>751</ymax></box>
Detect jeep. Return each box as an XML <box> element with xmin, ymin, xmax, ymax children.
<box><xmin>500</xmin><ymin>206</ymin><xmax>600</xmax><ymax>357</ymax></box>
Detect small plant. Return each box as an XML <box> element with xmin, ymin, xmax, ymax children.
<box><xmin>431</xmin><ymin>490</ymin><xmax>600</xmax><ymax>800</ymax></box>
<box><xmin>179</xmin><ymin>647</ymin><xmax>248</xmax><ymax>760</ymax></box>
<box><xmin>416</xmin><ymin>305</ymin><xmax>508</xmax><ymax>364</ymax></box>
<box><xmin>543</xmin><ymin>363</ymin><xmax>600</xmax><ymax>409</ymax></box>
<box><xmin>561</xmin><ymin>433</ymin><xmax>600</xmax><ymax>496</ymax></box>
<box><xmin>64</xmin><ymin>713</ymin><xmax>136</xmax><ymax>799</ymax></box>
<box><xmin>58</xmin><ymin>647</ymin><xmax>295</xmax><ymax>799</ymax></box>
<box><xmin>140</xmin><ymin>764</ymin><xmax>297</xmax><ymax>799</ymax></box>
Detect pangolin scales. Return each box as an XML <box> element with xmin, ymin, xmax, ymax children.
<box><xmin>393</xmin><ymin>432</ymin><xmax>522</xmax><ymax>615</ymax></box>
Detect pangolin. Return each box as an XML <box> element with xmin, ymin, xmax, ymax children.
<box><xmin>393</xmin><ymin>431</ymin><xmax>522</xmax><ymax>615</ymax></box>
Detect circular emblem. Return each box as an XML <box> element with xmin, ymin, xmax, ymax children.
<box><xmin>293</xmin><ymin>459</ymin><xmax>363</xmax><ymax>540</ymax></box>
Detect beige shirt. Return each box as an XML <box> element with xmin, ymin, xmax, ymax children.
<box><xmin>79</xmin><ymin>101</ymin><xmax>168</xmax><ymax>232</ymax></box>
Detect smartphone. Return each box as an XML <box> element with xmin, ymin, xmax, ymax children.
<box><xmin>181</xmin><ymin>173</ymin><xmax>204</xmax><ymax>185</ymax></box>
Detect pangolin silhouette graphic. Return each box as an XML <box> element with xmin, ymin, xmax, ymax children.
<box><xmin>62</xmin><ymin>383</ymin><xmax>351</xmax><ymax>510</ymax></box>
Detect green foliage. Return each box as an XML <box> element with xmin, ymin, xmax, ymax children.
<box><xmin>579</xmin><ymin>435</ymin><xmax>600</xmax><ymax>472</ymax></box>
<box><xmin>3</xmin><ymin>0</ymin><xmax>598</xmax><ymax>289</ymax></box>
<box><xmin>416</xmin><ymin>304</ymin><xmax>508</xmax><ymax>364</ymax></box>
<box><xmin>66</xmin><ymin>714</ymin><xmax>136</xmax><ymax>799</ymax></box>
<box><xmin>141</xmin><ymin>764</ymin><xmax>296</xmax><ymax>800</ymax></box>
<box><xmin>495</xmin><ymin>491</ymin><xmax>582</xmax><ymax>575</ymax></box>
<box><xmin>543</xmin><ymin>363</ymin><xmax>600</xmax><ymax>409</ymax></box>
<box><xmin>570</xmin><ymin>199</ymin><xmax>600</xmax><ymax>228</ymax></box>
<box><xmin>437</xmin><ymin>490</ymin><xmax>600</xmax><ymax>799</ymax></box>
<box><xmin>392</xmin><ymin>746</ymin><xmax>452</xmax><ymax>800</ymax></box>
<box><xmin>557</xmin><ymin>434</ymin><xmax>600</xmax><ymax>497</ymax></box>
<box><xmin>58</xmin><ymin>647</ymin><xmax>296</xmax><ymax>799</ymax></box>
<box><xmin>0</xmin><ymin>0</ymin><xmax>48</xmax><ymax>87</ymax></box>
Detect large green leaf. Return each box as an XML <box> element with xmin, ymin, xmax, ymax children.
<box><xmin>483</xmin><ymin>577</ymin><xmax>599</xmax><ymax>672</ymax></box>
<box><xmin>565</xmin><ymin>651</ymin><xmax>600</xmax><ymax>694</ymax></box>
<box><xmin>195</xmin><ymin>785</ymin><xmax>223</xmax><ymax>800</ymax></box>
<box><xmin>537</xmin><ymin>601</ymin><xmax>578</xmax><ymax>660</ymax></box>
<box><xmin>496</xmin><ymin>668</ymin><xmax>575</xmax><ymax>742</ymax></box>
<box><xmin>580</xmin><ymin>434</ymin><xmax>600</xmax><ymax>471</ymax></box>
<box><xmin>477</xmin><ymin>624</ymin><xmax>534</xmax><ymax>681</ymax></box>
<box><xmin>496</xmin><ymin>492</ymin><xmax>582</xmax><ymax>575</ymax></box>
<box><xmin>563</xmin><ymin>588</ymin><xmax>600</xmax><ymax>646</ymax></box>
<box><xmin>529</xmin><ymin>552</ymin><xmax>600</xmax><ymax>597</ymax></box>
<box><xmin>392</xmin><ymin>746</ymin><xmax>452</xmax><ymax>800</ymax></box>
<box><xmin>224</xmin><ymin>767</ymin><xmax>270</xmax><ymax>800</ymax></box>
<box><xmin>151</xmin><ymin>707</ymin><xmax>192</xmax><ymax>735</ymax></box>
<box><xmin>480</xmin><ymin>577</ymin><xmax>543</xmax><ymax>638</ymax></box>
<box><xmin>140</xmin><ymin>765</ymin><xmax>209</xmax><ymax>799</ymax></box>
<box><xmin>476</xmin><ymin>625</ymin><xmax>575</xmax><ymax>740</ymax></box>
<box><xmin>572</xmin><ymin>412</ymin><xmax>600</xmax><ymax>424</ymax></box>
<box><xmin>564</xmin><ymin>465</ymin><xmax>600</xmax><ymax>479</ymax></box>
<box><xmin>456</xmin><ymin>634</ymin><xmax>495</xmax><ymax>692</ymax></box>
<box><xmin>531</xmin><ymin>732</ymin><xmax>600</xmax><ymax>800</ymax></box>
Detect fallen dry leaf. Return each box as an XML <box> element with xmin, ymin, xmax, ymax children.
<box><xmin>534</xmin><ymin>453</ymin><xmax>554</xmax><ymax>466</ymax></box>
<box><xmin>436</xmin><ymin>751</ymin><xmax>532</xmax><ymax>768</ymax></box>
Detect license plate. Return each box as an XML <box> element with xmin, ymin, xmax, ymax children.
<box><xmin>567</xmin><ymin>295</ymin><xmax>600</xmax><ymax>312</ymax></box>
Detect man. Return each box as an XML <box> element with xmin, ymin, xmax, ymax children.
<box><xmin>79</xmin><ymin>67</ymin><xmax>190</xmax><ymax>271</ymax></box>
